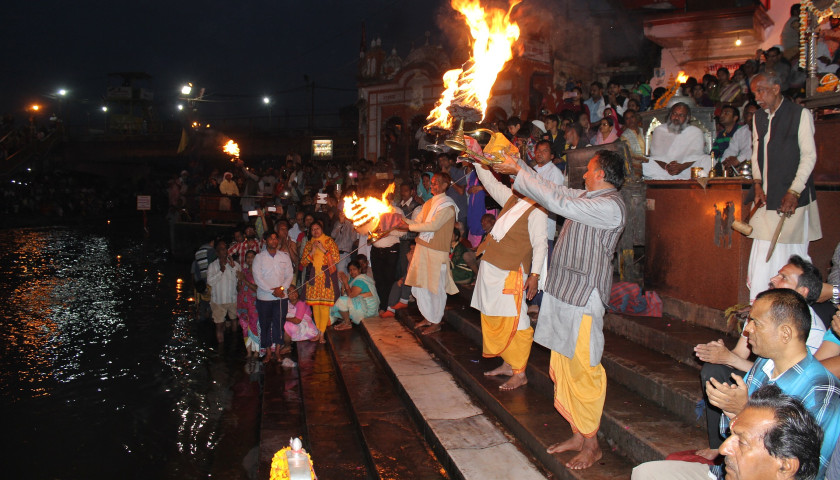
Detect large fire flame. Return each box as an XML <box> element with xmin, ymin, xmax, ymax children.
<box><xmin>426</xmin><ymin>0</ymin><xmax>521</xmax><ymax>130</ymax></box>
<box><xmin>223</xmin><ymin>140</ymin><xmax>240</xmax><ymax>159</ymax></box>
<box><xmin>343</xmin><ymin>183</ymin><xmax>395</xmax><ymax>232</ymax></box>
<box><xmin>676</xmin><ymin>71</ymin><xmax>689</xmax><ymax>84</ymax></box>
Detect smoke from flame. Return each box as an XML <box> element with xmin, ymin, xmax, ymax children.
<box><xmin>426</xmin><ymin>0</ymin><xmax>521</xmax><ymax>130</ymax></box>
<box><xmin>343</xmin><ymin>183</ymin><xmax>395</xmax><ymax>232</ymax></box>
<box><xmin>223</xmin><ymin>140</ymin><xmax>240</xmax><ymax>159</ymax></box>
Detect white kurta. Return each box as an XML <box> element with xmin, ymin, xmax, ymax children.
<box><xmin>747</xmin><ymin>101</ymin><xmax>821</xmax><ymax>302</ymax></box>
<box><xmin>643</xmin><ymin>124</ymin><xmax>712</xmax><ymax>180</ymax></box>
<box><xmin>470</xmin><ymin>165</ymin><xmax>547</xmax><ymax>331</ymax></box>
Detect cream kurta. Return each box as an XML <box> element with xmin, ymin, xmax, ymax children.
<box><xmin>404</xmin><ymin>194</ymin><xmax>458</xmax><ymax>296</ymax></box>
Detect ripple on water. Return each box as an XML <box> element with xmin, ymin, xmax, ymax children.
<box><xmin>0</xmin><ymin>228</ymin><xmax>245</xmax><ymax>478</ymax></box>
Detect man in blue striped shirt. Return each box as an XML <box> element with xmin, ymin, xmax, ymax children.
<box><xmin>633</xmin><ymin>288</ymin><xmax>840</xmax><ymax>479</ymax></box>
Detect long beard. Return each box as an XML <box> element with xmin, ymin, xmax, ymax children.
<box><xmin>666</xmin><ymin>121</ymin><xmax>687</xmax><ymax>134</ymax></box>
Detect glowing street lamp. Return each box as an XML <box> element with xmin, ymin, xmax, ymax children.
<box><xmin>101</xmin><ymin>106</ymin><xmax>108</xmax><ymax>112</ymax></box>
<box><xmin>263</xmin><ymin>96</ymin><xmax>273</xmax><ymax>126</ymax></box>
<box><xmin>30</xmin><ymin>104</ymin><xmax>41</xmax><ymax>112</ymax></box>
<box><xmin>177</xmin><ymin>104</ymin><xmax>184</xmax><ymax>111</ymax></box>
<box><xmin>181</xmin><ymin>83</ymin><xmax>192</xmax><ymax>96</ymax></box>
<box><xmin>58</xmin><ymin>89</ymin><xmax>67</xmax><ymax>96</ymax></box>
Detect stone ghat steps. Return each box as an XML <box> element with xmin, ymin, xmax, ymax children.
<box><xmin>297</xmin><ymin>341</ymin><xmax>371</xmax><ymax>479</ymax></box>
<box><xmin>603</xmin><ymin>311</ymin><xmax>740</xmax><ymax>370</ymax></box>
<box><xmin>417</xmin><ymin>296</ymin><xmax>706</xmax><ymax>469</ymax></box>
<box><xmin>325</xmin><ymin>326</ymin><xmax>450</xmax><ymax>479</ymax></box>
<box><xmin>356</xmin><ymin>316</ymin><xmax>616</xmax><ymax>480</ymax></box>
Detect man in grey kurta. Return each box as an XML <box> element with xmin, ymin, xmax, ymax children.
<box><xmin>493</xmin><ymin>149</ymin><xmax>626</xmax><ymax>470</ymax></box>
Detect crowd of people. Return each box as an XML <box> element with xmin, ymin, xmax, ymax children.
<box><xmin>181</xmin><ymin>7</ymin><xmax>840</xmax><ymax>478</ymax></box>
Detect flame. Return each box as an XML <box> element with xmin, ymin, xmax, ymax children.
<box><xmin>223</xmin><ymin>140</ymin><xmax>240</xmax><ymax>159</ymax></box>
<box><xmin>426</xmin><ymin>0</ymin><xmax>521</xmax><ymax>130</ymax></box>
<box><xmin>342</xmin><ymin>183</ymin><xmax>395</xmax><ymax>231</ymax></box>
<box><xmin>676</xmin><ymin>71</ymin><xmax>688</xmax><ymax>84</ymax></box>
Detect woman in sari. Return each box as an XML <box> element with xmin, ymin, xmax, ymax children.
<box><xmin>300</xmin><ymin>220</ymin><xmax>340</xmax><ymax>343</ymax></box>
<box><xmin>331</xmin><ymin>260</ymin><xmax>379</xmax><ymax>330</ymax></box>
<box><xmin>593</xmin><ymin>117</ymin><xmax>620</xmax><ymax>146</ymax></box>
<box><xmin>235</xmin><ymin>250</ymin><xmax>261</xmax><ymax>359</ymax></box>
<box><xmin>284</xmin><ymin>287</ymin><xmax>319</xmax><ymax>342</ymax></box>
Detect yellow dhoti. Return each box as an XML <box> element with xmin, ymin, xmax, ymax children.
<box><xmin>548</xmin><ymin>314</ymin><xmax>606</xmax><ymax>437</ymax></box>
<box><xmin>481</xmin><ymin>315</ymin><xmax>533</xmax><ymax>373</ymax></box>
<box><xmin>479</xmin><ymin>269</ymin><xmax>533</xmax><ymax>374</ymax></box>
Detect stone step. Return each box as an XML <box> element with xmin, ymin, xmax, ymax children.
<box><xmin>358</xmin><ymin>316</ymin><xmax>598</xmax><ymax>480</ymax></box>
<box><xmin>296</xmin><ymin>341</ymin><xmax>370</xmax><ymax>480</ymax></box>
<box><xmin>258</xmin><ymin>356</ymin><xmax>308</xmax><ymax>478</ymax></box>
<box><xmin>326</xmin><ymin>327</ymin><xmax>449</xmax><ymax>479</ymax></box>
<box><xmin>604</xmin><ymin>311</ymin><xmax>739</xmax><ymax>368</ymax></box>
<box><xmin>602</xmin><ymin>331</ymin><xmax>702</xmax><ymax>425</ymax></box>
<box><xmin>432</xmin><ymin>295</ymin><xmax>706</xmax><ymax>467</ymax></box>
<box><xmin>446</xmin><ymin>292</ymin><xmax>704</xmax><ymax>424</ymax></box>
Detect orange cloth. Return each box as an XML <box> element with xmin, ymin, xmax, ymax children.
<box><xmin>548</xmin><ymin>314</ymin><xmax>606</xmax><ymax>437</ymax></box>
<box><xmin>480</xmin><ymin>269</ymin><xmax>533</xmax><ymax>373</ymax></box>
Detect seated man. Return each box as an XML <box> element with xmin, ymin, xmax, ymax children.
<box><xmin>718</xmin><ymin>384</ymin><xmax>823</xmax><ymax>480</ymax></box>
<box><xmin>695</xmin><ymin>255</ymin><xmax>827</xmax><ymax>451</ymax></box>
<box><xmin>635</xmin><ymin>289</ymin><xmax>840</xmax><ymax>479</ymax></box>
<box><xmin>643</xmin><ymin>102</ymin><xmax>712</xmax><ymax>180</ymax></box>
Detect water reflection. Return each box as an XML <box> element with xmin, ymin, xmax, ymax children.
<box><xmin>0</xmin><ymin>228</ymin><xmax>256</xmax><ymax>479</ymax></box>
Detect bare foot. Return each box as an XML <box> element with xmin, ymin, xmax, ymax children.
<box><xmin>415</xmin><ymin>319</ymin><xmax>432</xmax><ymax>328</ymax></box>
<box><xmin>333</xmin><ymin>322</ymin><xmax>352</xmax><ymax>331</ymax></box>
<box><xmin>547</xmin><ymin>433</ymin><xmax>584</xmax><ymax>455</ymax></box>
<box><xmin>499</xmin><ymin>372</ymin><xmax>528</xmax><ymax>391</ymax></box>
<box><xmin>277</xmin><ymin>345</ymin><xmax>292</xmax><ymax>355</ymax></box>
<box><xmin>484</xmin><ymin>362</ymin><xmax>514</xmax><ymax>377</ymax></box>
<box><xmin>695</xmin><ymin>448</ymin><xmax>719</xmax><ymax>461</ymax></box>
<box><xmin>420</xmin><ymin>323</ymin><xmax>441</xmax><ymax>335</ymax></box>
<box><xmin>566</xmin><ymin>436</ymin><xmax>602</xmax><ymax>470</ymax></box>
<box><xmin>318</xmin><ymin>333</ymin><xmax>327</xmax><ymax>344</ymax></box>
<box><xmin>262</xmin><ymin>353</ymin><xmax>273</xmax><ymax>364</ymax></box>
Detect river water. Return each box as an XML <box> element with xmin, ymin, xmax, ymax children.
<box><xmin>0</xmin><ymin>225</ymin><xmax>258</xmax><ymax>479</ymax></box>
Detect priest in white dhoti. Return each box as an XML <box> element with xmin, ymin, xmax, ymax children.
<box><xmin>643</xmin><ymin>102</ymin><xmax>712</xmax><ymax>180</ymax></box>
<box><xmin>394</xmin><ymin>172</ymin><xmax>459</xmax><ymax>335</ymax></box>
<box><xmin>746</xmin><ymin>73</ymin><xmax>821</xmax><ymax>303</ymax></box>
<box><xmin>470</xmin><ymin>160</ymin><xmax>547</xmax><ymax>391</ymax></box>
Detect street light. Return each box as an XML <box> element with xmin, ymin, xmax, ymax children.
<box><xmin>177</xmin><ymin>104</ymin><xmax>184</xmax><ymax>111</ymax></box>
<box><xmin>181</xmin><ymin>83</ymin><xmax>192</xmax><ymax>96</ymax></box>
<box><xmin>58</xmin><ymin>89</ymin><xmax>67</xmax><ymax>96</ymax></box>
<box><xmin>263</xmin><ymin>96</ymin><xmax>273</xmax><ymax>127</ymax></box>
<box><xmin>101</xmin><ymin>106</ymin><xmax>108</xmax><ymax>112</ymax></box>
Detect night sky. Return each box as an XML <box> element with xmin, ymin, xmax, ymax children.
<box><xmin>1</xmin><ymin>0</ymin><xmax>445</xmax><ymax>123</ymax></box>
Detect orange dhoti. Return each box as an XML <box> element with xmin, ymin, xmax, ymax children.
<box><xmin>473</xmin><ymin>265</ymin><xmax>533</xmax><ymax>374</ymax></box>
<box><xmin>481</xmin><ymin>314</ymin><xmax>533</xmax><ymax>373</ymax></box>
<box><xmin>548</xmin><ymin>313</ymin><xmax>606</xmax><ymax>437</ymax></box>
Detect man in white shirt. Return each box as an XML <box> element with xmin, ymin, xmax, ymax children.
<box><xmin>644</xmin><ymin>102</ymin><xmax>712</xmax><ymax>180</ymax></box>
<box><xmin>206</xmin><ymin>240</ymin><xmax>240</xmax><ymax>344</ymax></box>
<box><xmin>252</xmin><ymin>232</ymin><xmax>294</xmax><ymax>363</ymax></box>
<box><xmin>713</xmin><ymin>105</ymin><xmax>752</xmax><ymax>174</ymax></box>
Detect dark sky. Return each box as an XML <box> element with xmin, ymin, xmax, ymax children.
<box><xmin>1</xmin><ymin>0</ymin><xmax>444</xmax><ymax>124</ymax></box>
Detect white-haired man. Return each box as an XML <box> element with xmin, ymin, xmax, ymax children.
<box><xmin>643</xmin><ymin>102</ymin><xmax>712</xmax><ymax>180</ymax></box>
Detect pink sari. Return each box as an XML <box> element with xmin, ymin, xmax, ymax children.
<box><xmin>284</xmin><ymin>300</ymin><xmax>319</xmax><ymax>341</ymax></box>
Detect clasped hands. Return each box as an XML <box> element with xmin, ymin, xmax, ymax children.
<box><xmin>706</xmin><ymin>373</ymin><xmax>749</xmax><ymax>419</ymax></box>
